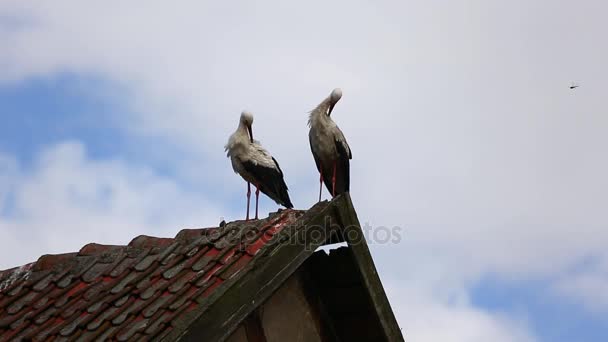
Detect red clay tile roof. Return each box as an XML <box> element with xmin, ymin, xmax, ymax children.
<box><xmin>0</xmin><ymin>209</ymin><xmax>303</xmax><ymax>341</ymax></box>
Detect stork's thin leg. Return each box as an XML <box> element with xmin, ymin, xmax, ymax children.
<box><xmin>332</xmin><ymin>161</ymin><xmax>337</xmax><ymax>197</ymax></box>
<box><xmin>246</xmin><ymin>182</ymin><xmax>251</xmax><ymax>220</ymax></box>
<box><xmin>318</xmin><ymin>165</ymin><xmax>323</xmax><ymax>203</ymax></box>
<box><xmin>255</xmin><ymin>185</ymin><xmax>260</xmax><ymax>220</ymax></box>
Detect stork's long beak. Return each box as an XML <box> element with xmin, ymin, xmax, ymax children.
<box><xmin>328</xmin><ymin>102</ymin><xmax>336</xmax><ymax>116</ymax></box>
<box><xmin>247</xmin><ymin>125</ymin><xmax>254</xmax><ymax>143</ymax></box>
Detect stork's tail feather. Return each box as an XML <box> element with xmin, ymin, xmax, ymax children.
<box><xmin>260</xmin><ymin>178</ymin><xmax>293</xmax><ymax>209</ymax></box>
<box><xmin>275</xmin><ymin>182</ymin><xmax>293</xmax><ymax>209</ymax></box>
<box><xmin>281</xmin><ymin>197</ymin><xmax>294</xmax><ymax>209</ymax></box>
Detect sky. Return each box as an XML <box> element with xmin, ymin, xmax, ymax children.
<box><xmin>1</xmin><ymin>1</ymin><xmax>607</xmax><ymax>341</ymax></box>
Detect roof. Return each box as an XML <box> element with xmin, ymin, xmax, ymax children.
<box><xmin>0</xmin><ymin>194</ymin><xmax>404</xmax><ymax>342</ymax></box>
<box><xmin>0</xmin><ymin>209</ymin><xmax>303</xmax><ymax>341</ymax></box>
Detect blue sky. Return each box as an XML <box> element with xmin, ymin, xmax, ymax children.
<box><xmin>473</xmin><ymin>277</ymin><xmax>607</xmax><ymax>342</ymax></box>
<box><xmin>0</xmin><ymin>75</ymin><xmax>126</xmax><ymax>163</ymax></box>
<box><xmin>1</xmin><ymin>1</ymin><xmax>608</xmax><ymax>341</ymax></box>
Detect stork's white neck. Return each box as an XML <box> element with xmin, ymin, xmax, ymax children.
<box><xmin>308</xmin><ymin>97</ymin><xmax>333</xmax><ymax>125</ymax></box>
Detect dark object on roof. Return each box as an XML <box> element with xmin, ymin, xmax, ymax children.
<box><xmin>0</xmin><ymin>194</ymin><xmax>403</xmax><ymax>342</ymax></box>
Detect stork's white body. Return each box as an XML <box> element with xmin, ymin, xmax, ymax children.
<box><xmin>226</xmin><ymin>130</ymin><xmax>276</xmax><ymax>185</ymax></box>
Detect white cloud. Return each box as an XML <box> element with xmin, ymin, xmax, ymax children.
<box><xmin>385</xmin><ymin>281</ymin><xmax>537</xmax><ymax>342</ymax></box>
<box><xmin>0</xmin><ymin>153</ymin><xmax>17</xmax><ymax>210</ymax></box>
<box><xmin>554</xmin><ymin>273</ymin><xmax>608</xmax><ymax>313</ymax></box>
<box><xmin>1</xmin><ymin>1</ymin><xmax>608</xmax><ymax>340</ymax></box>
<box><xmin>552</xmin><ymin>258</ymin><xmax>608</xmax><ymax>313</ymax></box>
<box><xmin>0</xmin><ymin>142</ymin><xmax>225</xmax><ymax>269</ymax></box>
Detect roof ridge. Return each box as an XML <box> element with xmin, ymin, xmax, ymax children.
<box><xmin>78</xmin><ymin>243</ymin><xmax>124</xmax><ymax>257</ymax></box>
<box><xmin>174</xmin><ymin>228</ymin><xmax>216</xmax><ymax>242</ymax></box>
<box><xmin>34</xmin><ymin>253</ymin><xmax>79</xmax><ymax>272</ymax></box>
<box><xmin>128</xmin><ymin>235</ymin><xmax>174</xmax><ymax>249</ymax></box>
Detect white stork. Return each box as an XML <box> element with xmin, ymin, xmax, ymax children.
<box><xmin>308</xmin><ymin>88</ymin><xmax>352</xmax><ymax>201</ymax></box>
<box><xmin>225</xmin><ymin>111</ymin><xmax>293</xmax><ymax>220</ymax></box>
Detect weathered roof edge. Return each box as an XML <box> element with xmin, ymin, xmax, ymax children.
<box><xmin>169</xmin><ymin>194</ymin><xmax>404</xmax><ymax>342</ymax></box>
<box><xmin>335</xmin><ymin>193</ymin><xmax>404</xmax><ymax>342</ymax></box>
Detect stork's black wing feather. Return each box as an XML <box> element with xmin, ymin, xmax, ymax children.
<box><xmin>333</xmin><ymin>137</ymin><xmax>350</xmax><ymax>195</ymax></box>
<box><xmin>309</xmin><ymin>133</ymin><xmax>351</xmax><ymax>197</ymax></box>
<box><xmin>272</xmin><ymin>157</ymin><xmax>284</xmax><ymax>177</ymax></box>
<box><xmin>309</xmin><ymin>134</ymin><xmax>323</xmax><ymax>174</ymax></box>
<box><xmin>241</xmin><ymin>160</ymin><xmax>293</xmax><ymax>208</ymax></box>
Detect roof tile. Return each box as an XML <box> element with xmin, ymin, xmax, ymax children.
<box><xmin>93</xmin><ymin>321</ymin><xmax>120</xmax><ymax>341</ymax></box>
<box><xmin>167</xmin><ymin>271</ymin><xmax>197</xmax><ymax>294</ymax></box>
<box><xmin>219</xmin><ymin>247</ymin><xmax>237</xmax><ymax>264</ymax></box>
<box><xmin>5</xmin><ymin>284</ymin><xmax>25</xmax><ymax>298</ymax></box>
<box><xmin>13</xmin><ymin>324</ymin><xmax>40</xmax><ymax>341</ymax></box>
<box><xmin>219</xmin><ymin>254</ymin><xmax>253</xmax><ymax>280</ymax></box>
<box><xmin>60</xmin><ymin>298</ymin><xmax>87</xmax><ymax>319</ymax></box>
<box><xmin>143</xmin><ymin>310</ymin><xmax>171</xmax><ymax>335</ymax></box>
<box><xmin>114</xmin><ymin>294</ymin><xmax>130</xmax><ymax>307</ymax></box>
<box><xmin>185</xmin><ymin>246</ymin><xmax>201</xmax><ymax>258</ymax></box>
<box><xmin>245</xmin><ymin>234</ymin><xmax>272</xmax><ymax>256</ymax></box>
<box><xmin>0</xmin><ymin>311</ymin><xmax>21</xmax><ymax>328</ymax></box>
<box><xmin>82</xmin><ymin>283</ymin><xmax>106</xmax><ymax>301</ymax></box>
<box><xmin>86</xmin><ymin>306</ymin><xmax>118</xmax><ymax>331</ymax></box>
<box><xmin>191</xmin><ymin>247</ymin><xmax>218</xmax><ymax>271</ymax></box>
<box><xmin>32</xmin><ymin>273</ymin><xmax>54</xmax><ymax>292</ymax></box>
<box><xmin>142</xmin><ymin>291</ymin><xmax>172</xmax><ymax>318</ymax></box>
<box><xmin>116</xmin><ymin>316</ymin><xmax>149</xmax><ymax>341</ymax></box>
<box><xmin>159</xmin><ymin>251</ymin><xmax>180</xmax><ymax>266</ymax></box>
<box><xmin>8</xmin><ymin>311</ymin><xmax>32</xmax><ymax>330</ymax></box>
<box><xmin>86</xmin><ymin>301</ymin><xmax>104</xmax><ymax>314</ymax></box>
<box><xmin>56</xmin><ymin>274</ymin><xmax>74</xmax><ymax>289</ymax></box>
<box><xmin>54</xmin><ymin>282</ymin><xmax>87</xmax><ymax>308</ymax></box>
<box><xmin>31</xmin><ymin>295</ymin><xmax>49</xmax><ymax>310</ymax></box>
<box><xmin>109</xmin><ymin>256</ymin><xmax>136</xmax><ymax>278</ymax></box>
<box><xmin>111</xmin><ymin>296</ymin><xmax>147</xmax><ymax>325</ymax></box>
<box><xmin>81</xmin><ymin>262</ymin><xmax>110</xmax><ymax>283</ymax></box>
<box><xmin>35</xmin><ymin>316</ymin><xmax>68</xmax><ymax>340</ymax></box>
<box><xmin>133</xmin><ymin>254</ymin><xmax>159</xmax><ymax>272</ymax></box>
<box><xmin>33</xmin><ymin>306</ymin><xmax>57</xmax><ymax>325</ymax></box>
<box><xmin>110</xmin><ymin>272</ymin><xmax>139</xmax><ymax>295</ymax></box>
<box><xmin>167</xmin><ymin>286</ymin><xmax>196</xmax><ymax>311</ymax></box>
<box><xmin>0</xmin><ymin>326</ymin><xmax>21</xmax><ymax>342</ymax></box>
<box><xmin>194</xmin><ymin>263</ymin><xmax>222</xmax><ymax>287</ymax></box>
<box><xmin>162</xmin><ymin>260</ymin><xmax>187</xmax><ymax>280</ymax></box>
<box><xmin>195</xmin><ymin>278</ymin><xmax>223</xmax><ymax>303</ymax></box>
<box><xmin>59</xmin><ymin>312</ymin><xmax>90</xmax><ymax>337</ymax></box>
<box><xmin>154</xmin><ymin>242</ymin><xmax>179</xmax><ymax>263</ymax></box>
<box><xmin>139</xmin><ymin>277</ymin><xmax>169</xmax><ymax>300</ymax></box>
<box><xmin>7</xmin><ymin>291</ymin><xmax>38</xmax><ymax>314</ymax></box>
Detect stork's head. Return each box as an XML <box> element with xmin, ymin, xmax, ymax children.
<box><xmin>328</xmin><ymin>88</ymin><xmax>342</xmax><ymax>116</ymax></box>
<box><xmin>240</xmin><ymin>110</ymin><xmax>254</xmax><ymax>142</ymax></box>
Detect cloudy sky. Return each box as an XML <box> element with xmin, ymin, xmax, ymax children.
<box><xmin>1</xmin><ymin>1</ymin><xmax>607</xmax><ymax>341</ymax></box>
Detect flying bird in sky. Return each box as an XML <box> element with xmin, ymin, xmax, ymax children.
<box><xmin>570</xmin><ymin>82</ymin><xmax>580</xmax><ymax>89</ymax></box>
<box><xmin>225</xmin><ymin>111</ymin><xmax>293</xmax><ymax>220</ymax></box>
<box><xmin>308</xmin><ymin>88</ymin><xmax>352</xmax><ymax>202</ymax></box>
